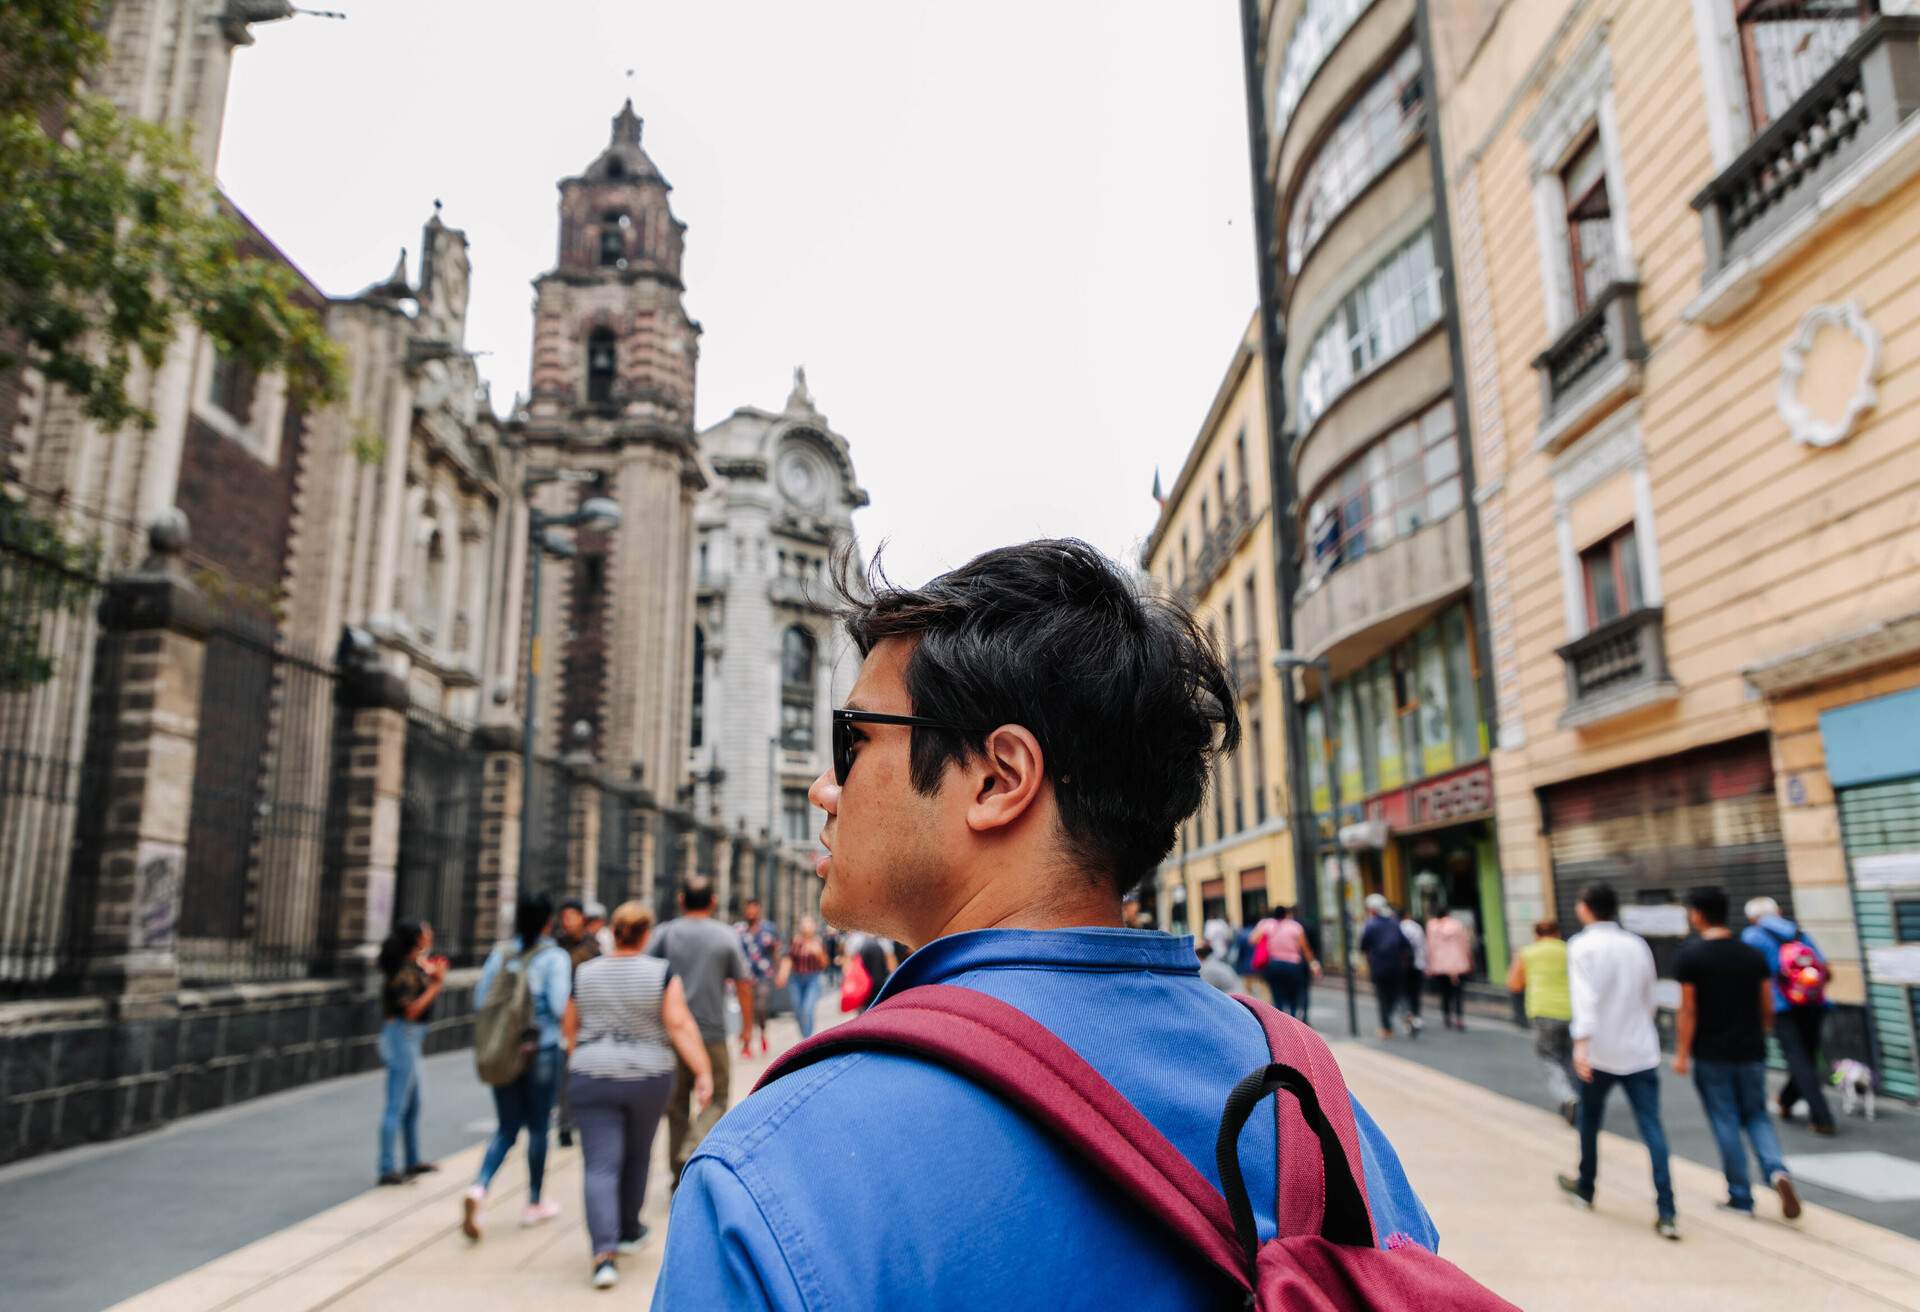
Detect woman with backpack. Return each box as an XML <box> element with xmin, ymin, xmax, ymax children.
<box><xmin>376</xmin><ymin>920</ymin><xmax>446</xmax><ymax>1186</ymax></box>
<box><xmin>1252</xmin><ymin>906</ymin><xmax>1318</xmax><ymax>1018</ymax></box>
<box><xmin>463</xmin><ymin>892</ymin><xmax>572</xmax><ymax>1240</ymax></box>
<box><xmin>563</xmin><ymin>901</ymin><xmax>713</xmax><ymax>1290</ymax></box>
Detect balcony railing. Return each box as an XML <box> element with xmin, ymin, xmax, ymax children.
<box><xmin>1532</xmin><ymin>280</ymin><xmax>1647</xmax><ymax>442</ymax></box>
<box><xmin>1555</xmin><ymin>606</ymin><xmax>1675</xmax><ymax>726</ymax></box>
<box><xmin>1693</xmin><ymin>15</ymin><xmax>1920</xmax><ymax>278</ymax></box>
<box><xmin>1232</xmin><ymin>641</ymin><xmax>1261</xmax><ymax>702</ymax></box>
<box><xmin>1185</xmin><ymin>486</ymin><xmax>1257</xmax><ymax>596</ymax></box>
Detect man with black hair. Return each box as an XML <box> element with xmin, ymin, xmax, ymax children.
<box><xmin>646</xmin><ymin>877</ymin><xmax>752</xmax><ymax>1178</ymax></box>
<box><xmin>1674</xmin><ymin>888</ymin><xmax>1800</xmax><ymax>1220</ymax></box>
<box><xmin>1558</xmin><ymin>882</ymin><xmax>1678</xmax><ymax>1240</ymax></box>
<box><xmin>653</xmin><ymin>539</ymin><xmax>1434</xmax><ymax>1309</ymax></box>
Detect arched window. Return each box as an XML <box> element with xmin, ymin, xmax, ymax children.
<box><xmin>782</xmin><ymin>626</ymin><xmax>816</xmax><ymax>690</ymax></box>
<box><xmin>690</xmin><ymin>626</ymin><xmax>706</xmax><ymax>749</ymax></box>
<box><xmin>586</xmin><ymin>329</ymin><xmax>617</xmax><ymax>405</ymax></box>
<box><xmin>598</xmin><ymin>212</ymin><xmax>629</xmax><ymax>267</ymax></box>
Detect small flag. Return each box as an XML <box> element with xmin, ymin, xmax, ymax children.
<box><xmin>1151</xmin><ymin>468</ymin><xmax>1165</xmax><ymax>506</ymax></box>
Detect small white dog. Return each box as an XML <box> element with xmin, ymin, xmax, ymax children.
<box><xmin>1831</xmin><ymin>1058</ymin><xmax>1877</xmax><ymax>1121</ymax></box>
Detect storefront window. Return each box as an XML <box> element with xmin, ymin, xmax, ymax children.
<box><xmin>1306</xmin><ymin>701</ymin><xmax>1331</xmax><ymax>814</ymax></box>
<box><xmin>1365</xmin><ymin>657</ymin><xmax>1399</xmax><ymax>793</ymax></box>
<box><xmin>1444</xmin><ymin>606</ymin><xmax>1483</xmax><ymax>764</ymax></box>
<box><xmin>1417</xmin><ymin>626</ymin><xmax>1453</xmax><ymax>777</ymax></box>
<box><xmin>1336</xmin><ymin>683</ymin><xmax>1365</xmax><ymax>805</ymax></box>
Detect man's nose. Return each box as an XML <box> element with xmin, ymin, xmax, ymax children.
<box><xmin>808</xmin><ymin>768</ymin><xmax>839</xmax><ymax>815</ymax></box>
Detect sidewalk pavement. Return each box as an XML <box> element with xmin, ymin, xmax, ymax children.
<box><xmin>108</xmin><ymin>1004</ymin><xmax>1920</xmax><ymax>1311</ymax></box>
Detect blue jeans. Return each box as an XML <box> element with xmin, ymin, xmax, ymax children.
<box><xmin>1261</xmin><ymin>961</ymin><xmax>1308</xmax><ymax>1017</ymax></box>
<box><xmin>1577</xmin><ymin>1066</ymin><xmax>1675</xmax><ymax>1220</ymax></box>
<box><xmin>1693</xmin><ymin>1059</ymin><xmax>1788</xmax><ymax>1210</ymax></box>
<box><xmin>378</xmin><ymin>1019</ymin><xmax>425</xmax><ymax>1176</ymax></box>
<box><xmin>475</xmin><ymin>1045</ymin><xmax>562</xmax><ymax>1202</ymax></box>
<box><xmin>789</xmin><ymin>972</ymin><xmax>823</xmax><ymax>1039</ymax></box>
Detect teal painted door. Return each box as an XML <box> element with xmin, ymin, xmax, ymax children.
<box><xmin>1837</xmin><ymin>779</ymin><xmax>1920</xmax><ymax>1101</ymax></box>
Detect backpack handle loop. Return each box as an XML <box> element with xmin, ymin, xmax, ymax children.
<box><xmin>1216</xmin><ymin>1062</ymin><xmax>1375</xmax><ymax>1268</ymax></box>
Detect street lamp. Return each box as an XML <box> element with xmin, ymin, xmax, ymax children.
<box><xmin>1273</xmin><ymin>649</ymin><xmax>1358</xmax><ymax>1038</ymax></box>
<box><xmin>519</xmin><ymin>475</ymin><xmax>622</xmax><ymax>883</ymax></box>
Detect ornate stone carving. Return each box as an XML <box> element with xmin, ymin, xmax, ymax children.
<box><xmin>1778</xmin><ymin>299</ymin><xmax>1881</xmax><ymax>449</ymax></box>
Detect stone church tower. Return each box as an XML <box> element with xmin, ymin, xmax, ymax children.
<box><xmin>514</xmin><ymin>101</ymin><xmax>703</xmax><ymax>790</ymax></box>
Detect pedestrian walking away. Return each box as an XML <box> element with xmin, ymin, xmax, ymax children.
<box><xmin>375</xmin><ymin>920</ymin><xmax>446</xmax><ymax>1186</ymax></box>
<box><xmin>1426</xmin><ymin>907</ymin><xmax>1475</xmax><ymax>1031</ymax></box>
<box><xmin>1675</xmin><ymin>888</ymin><xmax>1801</xmax><ymax>1221</ymax></box>
<box><xmin>552</xmin><ymin>896</ymin><xmax>602</xmax><ymax>1149</ymax></box>
<box><xmin>1558</xmin><ymin>882</ymin><xmax>1679</xmax><ymax>1239</ymax></box>
<box><xmin>1398</xmin><ymin>909</ymin><xmax>1427</xmax><ymax>1035</ymax></box>
<box><xmin>1196</xmin><ymin>941</ymin><xmax>1240</xmax><ymax>993</ymax></box>
<box><xmin>653</xmin><ymin>539</ymin><xmax>1462</xmax><ymax>1309</ymax></box>
<box><xmin>1250</xmin><ymin>905</ymin><xmax>1318</xmax><ymax>1017</ymax></box>
<box><xmin>646</xmin><ymin>876</ymin><xmax>753</xmax><ymax>1179</ymax></box>
<box><xmin>464</xmin><ymin>892</ymin><xmax>572</xmax><ymax>1240</ymax></box>
<box><xmin>1507</xmin><ymin>919</ymin><xmax>1577</xmax><ymax>1124</ymax></box>
<box><xmin>1741</xmin><ymin>896</ymin><xmax>1837</xmax><ymax>1136</ymax></box>
<box><xmin>563</xmin><ymin>901</ymin><xmax>714</xmax><ymax>1290</ymax></box>
<box><xmin>1358</xmin><ymin>894</ymin><xmax>1411</xmax><ymax>1038</ymax></box>
<box><xmin>781</xmin><ymin>916</ymin><xmax>831</xmax><ymax>1039</ymax></box>
<box><xmin>735</xmin><ymin>897</ymin><xmax>784</xmax><ymax>1057</ymax></box>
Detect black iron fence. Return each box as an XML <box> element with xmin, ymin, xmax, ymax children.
<box><xmin>522</xmin><ymin>756</ymin><xmax>572</xmax><ymax>900</ymax></box>
<box><xmin>176</xmin><ymin>600</ymin><xmax>342</xmax><ymax>985</ymax></box>
<box><xmin>393</xmin><ymin>708</ymin><xmax>487</xmax><ymax>966</ymax></box>
<box><xmin>598</xmin><ymin>787</ymin><xmax>636</xmax><ymax>909</ymax></box>
<box><xmin>0</xmin><ymin>508</ymin><xmax>107</xmax><ymax>995</ymax></box>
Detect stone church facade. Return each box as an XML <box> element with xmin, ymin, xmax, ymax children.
<box><xmin>0</xmin><ymin>7</ymin><xmax>846</xmax><ymax>1161</ymax></box>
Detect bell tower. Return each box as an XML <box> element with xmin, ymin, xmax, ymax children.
<box><xmin>516</xmin><ymin>100</ymin><xmax>703</xmax><ymax>791</ymax></box>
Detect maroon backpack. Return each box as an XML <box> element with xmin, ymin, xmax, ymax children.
<box><xmin>757</xmin><ymin>983</ymin><xmax>1516</xmax><ymax>1311</ymax></box>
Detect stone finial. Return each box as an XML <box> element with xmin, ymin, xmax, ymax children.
<box><xmin>145</xmin><ymin>507</ymin><xmax>189</xmax><ymax>566</ymax></box>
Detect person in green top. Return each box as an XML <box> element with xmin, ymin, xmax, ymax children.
<box><xmin>1508</xmin><ymin>919</ymin><xmax>1577</xmax><ymax>1125</ymax></box>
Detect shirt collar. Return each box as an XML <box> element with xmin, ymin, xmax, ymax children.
<box><xmin>872</xmin><ymin>926</ymin><xmax>1200</xmax><ymax>1007</ymax></box>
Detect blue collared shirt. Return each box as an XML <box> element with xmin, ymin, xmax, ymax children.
<box><xmin>653</xmin><ymin>927</ymin><xmax>1436</xmax><ymax>1310</ymax></box>
<box><xmin>475</xmin><ymin>937</ymin><xmax>571</xmax><ymax>1050</ymax></box>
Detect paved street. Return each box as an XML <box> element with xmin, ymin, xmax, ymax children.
<box><xmin>0</xmin><ymin>991</ymin><xmax>1909</xmax><ymax>1312</ymax></box>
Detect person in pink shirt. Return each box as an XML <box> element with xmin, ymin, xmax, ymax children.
<box><xmin>1425</xmin><ymin>909</ymin><xmax>1475</xmax><ymax>1031</ymax></box>
<box><xmin>1251</xmin><ymin>906</ymin><xmax>1319</xmax><ymax>1018</ymax></box>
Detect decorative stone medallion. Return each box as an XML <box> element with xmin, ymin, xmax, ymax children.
<box><xmin>1778</xmin><ymin>299</ymin><xmax>1881</xmax><ymax>449</ymax></box>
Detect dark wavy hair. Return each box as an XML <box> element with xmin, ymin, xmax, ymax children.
<box><xmin>835</xmin><ymin>538</ymin><xmax>1238</xmax><ymax>892</ymax></box>
<box><xmin>377</xmin><ymin>921</ymin><xmax>424</xmax><ymax>978</ymax></box>
<box><xmin>514</xmin><ymin>892</ymin><xmax>554</xmax><ymax>949</ymax></box>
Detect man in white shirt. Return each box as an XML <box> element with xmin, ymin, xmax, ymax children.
<box><xmin>1557</xmin><ymin>882</ymin><xmax>1678</xmax><ymax>1240</ymax></box>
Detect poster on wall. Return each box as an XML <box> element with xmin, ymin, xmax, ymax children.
<box><xmin>1620</xmin><ymin>903</ymin><xmax>1690</xmax><ymax>938</ymax></box>
<box><xmin>1853</xmin><ymin>852</ymin><xmax>1920</xmax><ymax>891</ymax></box>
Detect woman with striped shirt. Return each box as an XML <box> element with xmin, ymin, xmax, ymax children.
<box><xmin>563</xmin><ymin>901</ymin><xmax>712</xmax><ymax>1290</ymax></box>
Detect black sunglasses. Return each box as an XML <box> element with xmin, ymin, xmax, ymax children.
<box><xmin>831</xmin><ymin>709</ymin><xmax>986</xmax><ymax>786</ymax></box>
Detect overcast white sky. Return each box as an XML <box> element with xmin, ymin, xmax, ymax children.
<box><xmin>220</xmin><ymin>2</ymin><xmax>1256</xmax><ymax>587</ymax></box>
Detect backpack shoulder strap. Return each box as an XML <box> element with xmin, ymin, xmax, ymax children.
<box><xmin>756</xmin><ymin>983</ymin><xmax>1251</xmax><ymax>1295</ymax></box>
<box><xmin>1231</xmin><ymin>994</ymin><xmax>1376</xmax><ymax>1241</ymax></box>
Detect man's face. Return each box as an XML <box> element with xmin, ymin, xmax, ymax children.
<box><xmin>559</xmin><ymin>907</ymin><xmax>585</xmax><ymax>937</ymax></box>
<box><xmin>808</xmin><ymin>638</ymin><xmax>957</xmax><ymax>943</ymax></box>
<box><xmin>743</xmin><ymin>901</ymin><xmax>762</xmax><ymax>926</ymax></box>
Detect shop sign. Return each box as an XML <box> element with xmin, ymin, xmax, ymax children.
<box><xmin>1367</xmin><ymin>761</ymin><xmax>1495</xmax><ymax>830</ymax></box>
<box><xmin>1854</xmin><ymin>852</ymin><xmax>1920</xmax><ymax>891</ymax></box>
<box><xmin>1869</xmin><ymin>944</ymin><xmax>1920</xmax><ymax>987</ymax></box>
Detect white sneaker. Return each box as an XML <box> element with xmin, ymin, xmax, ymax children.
<box><xmin>521</xmin><ymin>1200</ymin><xmax>562</xmax><ymax>1227</ymax></box>
<box><xmin>592</xmin><ymin>1261</ymin><xmax>619</xmax><ymax>1290</ymax></box>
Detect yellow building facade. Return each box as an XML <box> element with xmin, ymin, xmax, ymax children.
<box><xmin>1432</xmin><ymin>1</ymin><xmax>1920</xmax><ymax>1095</ymax></box>
<box><xmin>1144</xmin><ymin>318</ymin><xmax>1299</xmax><ymax>938</ymax></box>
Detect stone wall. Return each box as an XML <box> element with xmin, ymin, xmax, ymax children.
<box><xmin>0</xmin><ymin>971</ymin><xmax>480</xmax><ymax>1167</ymax></box>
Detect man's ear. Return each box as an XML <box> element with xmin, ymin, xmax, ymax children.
<box><xmin>966</xmin><ymin>724</ymin><xmax>1046</xmax><ymax>834</ymax></box>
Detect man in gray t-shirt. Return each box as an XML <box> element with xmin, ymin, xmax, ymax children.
<box><xmin>647</xmin><ymin>877</ymin><xmax>754</xmax><ymax>1175</ymax></box>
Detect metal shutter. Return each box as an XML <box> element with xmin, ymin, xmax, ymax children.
<box><xmin>1837</xmin><ymin>779</ymin><xmax>1920</xmax><ymax>1101</ymax></box>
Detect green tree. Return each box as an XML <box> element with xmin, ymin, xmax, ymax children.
<box><xmin>0</xmin><ymin>0</ymin><xmax>344</xmax><ymax>430</ymax></box>
<box><xmin>0</xmin><ymin>493</ymin><xmax>101</xmax><ymax>693</ymax></box>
